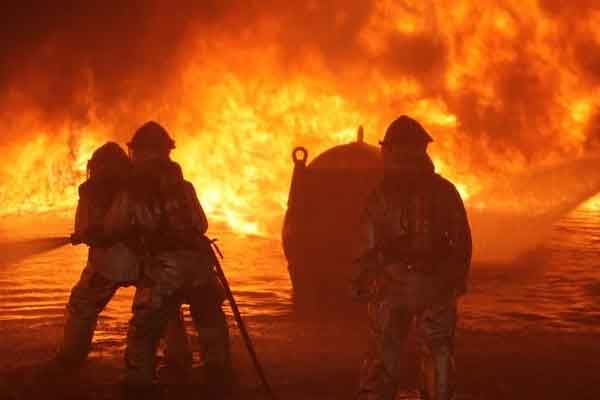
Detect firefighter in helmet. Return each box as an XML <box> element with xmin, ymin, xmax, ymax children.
<box><xmin>49</xmin><ymin>141</ymin><xmax>191</xmax><ymax>376</ymax></box>
<box><xmin>122</xmin><ymin>122</ymin><xmax>231</xmax><ymax>391</ymax></box>
<box><xmin>353</xmin><ymin>116</ymin><xmax>472</xmax><ymax>400</ymax></box>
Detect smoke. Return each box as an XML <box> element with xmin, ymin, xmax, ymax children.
<box><xmin>584</xmin><ymin>112</ymin><xmax>600</xmax><ymax>150</ymax></box>
<box><xmin>0</xmin><ymin>1</ymin><xmax>198</xmax><ymax>136</ymax></box>
<box><xmin>0</xmin><ymin>1</ymin><xmax>597</xmax><ymax>145</ymax></box>
<box><xmin>1</xmin><ymin>1</ymin><xmax>600</xmax><ymax>225</ymax></box>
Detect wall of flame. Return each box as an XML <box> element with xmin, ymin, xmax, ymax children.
<box><xmin>0</xmin><ymin>1</ymin><xmax>599</xmax><ymax>234</ymax></box>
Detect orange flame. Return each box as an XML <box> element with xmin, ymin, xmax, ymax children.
<box><xmin>1</xmin><ymin>1</ymin><xmax>599</xmax><ymax>234</ymax></box>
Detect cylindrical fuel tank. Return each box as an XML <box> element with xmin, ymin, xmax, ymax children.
<box><xmin>282</xmin><ymin>127</ymin><xmax>382</xmax><ymax>311</ymax></box>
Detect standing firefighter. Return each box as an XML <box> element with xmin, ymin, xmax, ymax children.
<box><xmin>354</xmin><ymin>116</ymin><xmax>472</xmax><ymax>400</ymax></box>
<box><xmin>122</xmin><ymin>121</ymin><xmax>231</xmax><ymax>390</ymax></box>
<box><xmin>54</xmin><ymin>142</ymin><xmax>138</xmax><ymax>367</ymax></box>
<box><xmin>53</xmin><ymin>142</ymin><xmax>190</xmax><ymax>371</ymax></box>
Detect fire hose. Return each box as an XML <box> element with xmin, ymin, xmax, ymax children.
<box><xmin>205</xmin><ymin>237</ymin><xmax>278</xmax><ymax>400</ymax></box>
<box><xmin>0</xmin><ymin>233</ymin><xmax>278</xmax><ymax>399</ymax></box>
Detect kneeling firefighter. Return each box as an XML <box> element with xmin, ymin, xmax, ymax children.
<box><xmin>353</xmin><ymin>116</ymin><xmax>472</xmax><ymax>400</ymax></box>
<box><xmin>55</xmin><ymin>142</ymin><xmax>189</xmax><ymax>370</ymax></box>
<box><xmin>122</xmin><ymin>121</ymin><xmax>231</xmax><ymax>388</ymax></box>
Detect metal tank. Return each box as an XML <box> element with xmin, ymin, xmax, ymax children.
<box><xmin>282</xmin><ymin>127</ymin><xmax>382</xmax><ymax>310</ymax></box>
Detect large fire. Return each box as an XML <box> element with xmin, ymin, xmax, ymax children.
<box><xmin>0</xmin><ymin>1</ymin><xmax>599</xmax><ymax>235</ymax></box>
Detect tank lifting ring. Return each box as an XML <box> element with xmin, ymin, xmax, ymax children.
<box><xmin>292</xmin><ymin>147</ymin><xmax>308</xmax><ymax>166</ymax></box>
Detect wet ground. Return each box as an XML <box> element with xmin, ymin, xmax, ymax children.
<box><xmin>1</xmin><ymin>204</ymin><xmax>600</xmax><ymax>399</ymax></box>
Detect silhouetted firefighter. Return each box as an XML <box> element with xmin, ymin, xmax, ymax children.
<box><xmin>353</xmin><ymin>116</ymin><xmax>472</xmax><ymax>400</ymax></box>
<box><xmin>50</xmin><ymin>142</ymin><xmax>190</xmax><ymax>372</ymax></box>
<box><xmin>113</xmin><ymin>122</ymin><xmax>234</xmax><ymax>394</ymax></box>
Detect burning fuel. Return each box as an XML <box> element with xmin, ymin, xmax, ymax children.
<box><xmin>0</xmin><ymin>1</ymin><xmax>599</xmax><ymax>236</ymax></box>
<box><xmin>1</xmin><ymin>4</ymin><xmax>600</xmax><ymax>399</ymax></box>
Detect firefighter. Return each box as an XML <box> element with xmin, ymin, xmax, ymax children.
<box><xmin>121</xmin><ymin>122</ymin><xmax>231</xmax><ymax>391</ymax></box>
<box><xmin>52</xmin><ymin>142</ymin><xmax>190</xmax><ymax>373</ymax></box>
<box><xmin>354</xmin><ymin>116</ymin><xmax>472</xmax><ymax>400</ymax></box>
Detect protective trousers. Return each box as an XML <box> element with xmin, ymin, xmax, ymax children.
<box><xmin>358</xmin><ymin>300</ymin><xmax>457</xmax><ymax>400</ymax></box>
<box><xmin>125</xmin><ymin>280</ymin><xmax>230</xmax><ymax>385</ymax></box>
<box><xmin>57</xmin><ymin>265</ymin><xmax>118</xmax><ymax>366</ymax></box>
<box><xmin>57</xmin><ymin>265</ymin><xmax>190</xmax><ymax>369</ymax></box>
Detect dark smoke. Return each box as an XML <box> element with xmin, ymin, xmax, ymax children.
<box><xmin>0</xmin><ymin>1</ymin><xmax>599</xmax><ymax>173</ymax></box>
<box><xmin>585</xmin><ymin>112</ymin><xmax>600</xmax><ymax>150</ymax></box>
<box><xmin>575</xmin><ymin>39</ymin><xmax>600</xmax><ymax>85</ymax></box>
<box><xmin>0</xmin><ymin>1</ymin><xmax>200</xmax><ymax>137</ymax></box>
